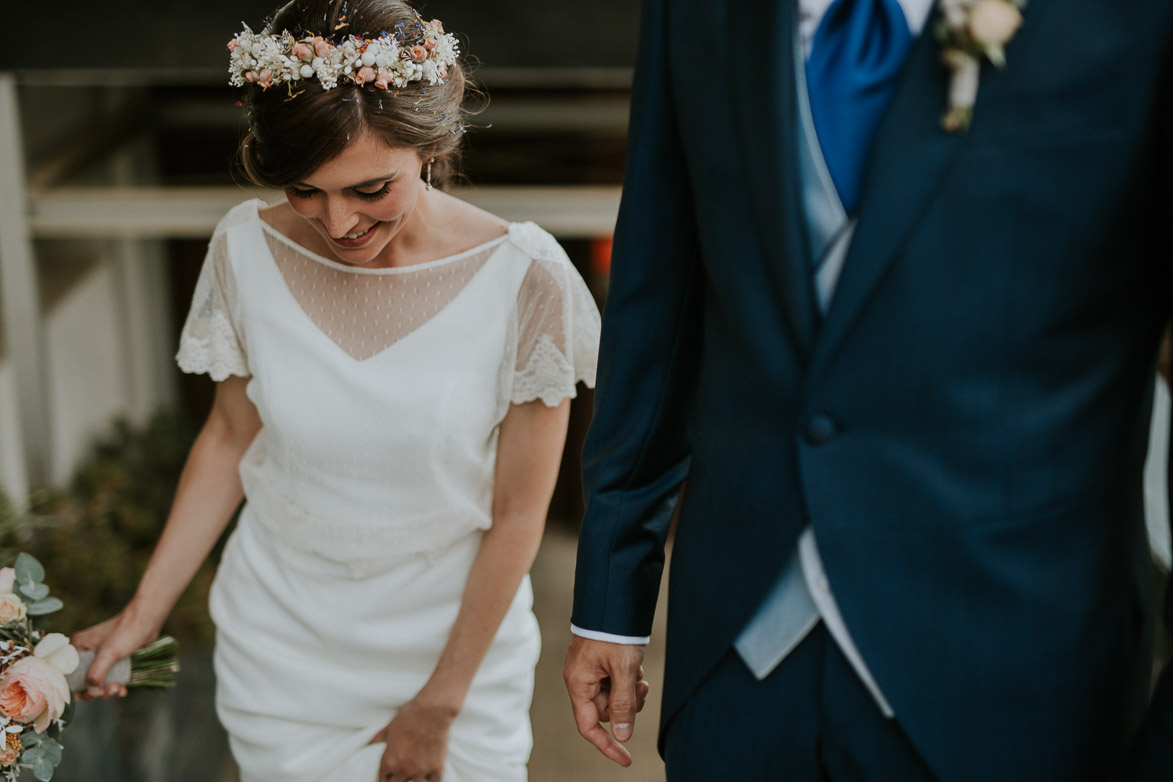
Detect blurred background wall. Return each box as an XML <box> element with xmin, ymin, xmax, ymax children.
<box><xmin>1</xmin><ymin>0</ymin><xmax>639</xmax><ymax>501</ymax></box>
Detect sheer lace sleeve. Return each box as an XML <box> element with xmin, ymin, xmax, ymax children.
<box><xmin>176</xmin><ymin>218</ymin><xmax>251</xmax><ymax>381</ymax></box>
<box><xmin>508</xmin><ymin>223</ymin><xmax>601</xmax><ymax>407</ymax></box>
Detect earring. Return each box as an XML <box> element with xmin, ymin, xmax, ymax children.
<box><xmin>426</xmin><ymin>157</ymin><xmax>435</xmax><ymax>191</ymax></box>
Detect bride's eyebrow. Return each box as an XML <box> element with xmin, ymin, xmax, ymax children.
<box><xmin>348</xmin><ymin>173</ymin><xmax>398</xmax><ymax>188</ymax></box>
<box><xmin>294</xmin><ymin>172</ymin><xmax>398</xmax><ymax>190</ymax></box>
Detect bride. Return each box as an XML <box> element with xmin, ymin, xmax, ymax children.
<box><xmin>71</xmin><ymin>2</ymin><xmax>600</xmax><ymax>780</ymax></box>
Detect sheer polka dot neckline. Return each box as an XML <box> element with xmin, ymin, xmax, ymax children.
<box><xmin>262</xmin><ymin>228</ymin><xmax>503</xmax><ymax>361</ymax></box>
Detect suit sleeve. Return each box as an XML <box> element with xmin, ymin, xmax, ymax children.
<box><xmin>571</xmin><ymin>0</ymin><xmax>705</xmax><ymax>638</ymax></box>
<box><xmin>1125</xmin><ymin>32</ymin><xmax>1173</xmax><ymax>782</ymax></box>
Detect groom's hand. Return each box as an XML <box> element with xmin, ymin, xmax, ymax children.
<box><xmin>563</xmin><ymin>636</ymin><xmax>650</xmax><ymax>767</ymax></box>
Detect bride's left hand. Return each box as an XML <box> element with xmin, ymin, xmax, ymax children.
<box><xmin>371</xmin><ymin>697</ymin><xmax>457</xmax><ymax>782</ymax></box>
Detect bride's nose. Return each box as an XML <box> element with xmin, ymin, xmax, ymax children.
<box><xmin>322</xmin><ymin>198</ymin><xmax>361</xmax><ymax>238</ymax></box>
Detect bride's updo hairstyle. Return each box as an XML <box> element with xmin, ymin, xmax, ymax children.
<box><xmin>235</xmin><ymin>0</ymin><xmax>469</xmax><ymax>190</ymax></box>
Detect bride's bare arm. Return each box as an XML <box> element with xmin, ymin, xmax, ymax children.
<box><xmin>373</xmin><ymin>398</ymin><xmax>570</xmax><ymax>781</ymax></box>
<box><xmin>71</xmin><ymin>376</ymin><xmax>261</xmax><ymax>696</ymax></box>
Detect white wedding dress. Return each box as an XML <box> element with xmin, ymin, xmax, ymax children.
<box><xmin>175</xmin><ymin>200</ymin><xmax>600</xmax><ymax>782</ymax></box>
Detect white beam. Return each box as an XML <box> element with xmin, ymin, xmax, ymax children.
<box><xmin>27</xmin><ymin>185</ymin><xmax>621</xmax><ymax>240</ymax></box>
<box><xmin>0</xmin><ymin>75</ymin><xmax>50</xmax><ymax>491</ymax></box>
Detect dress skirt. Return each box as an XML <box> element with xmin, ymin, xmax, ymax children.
<box><xmin>209</xmin><ymin>506</ymin><xmax>541</xmax><ymax>782</ymax></box>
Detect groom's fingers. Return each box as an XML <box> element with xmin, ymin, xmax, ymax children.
<box><xmin>592</xmin><ymin>690</ymin><xmax>611</xmax><ymax>722</ymax></box>
<box><xmin>570</xmin><ymin>692</ymin><xmax>634</xmax><ymax>767</ymax></box>
<box><xmin>566</xmin><ymin>669</ymin><xmax>631</xmax><ymax>766</ymax></box>
<box><xmin>606</xmin><ymin>658</ymin><xmax>641</xmax><ymax>743</ymax></box>
<box><xmin>565</xmin><ymin>637</ymin><xmax>647</xmax><ymax>766</ymax></box>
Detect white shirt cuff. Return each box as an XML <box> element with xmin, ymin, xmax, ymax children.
<box><xmin>570</xmin><ymin>624</ymin><xmax>651</xmax><ymax>645</ymax></box>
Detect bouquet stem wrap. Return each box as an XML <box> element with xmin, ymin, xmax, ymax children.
<box><xmin>64</xmin><ymin>637</ymin><xmax>179</xmax><ymax>692</ymax></box>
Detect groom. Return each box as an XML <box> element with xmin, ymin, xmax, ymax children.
<box><xmin>563</xmin><ymin>0</ymin><xmax>1173</xmax><ymax>779</ymax></box>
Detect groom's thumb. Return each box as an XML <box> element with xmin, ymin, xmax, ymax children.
<box><xmin>609</xmin><ymin>666</ymin><xmax>639</xmax><ymax>742</ymax></box>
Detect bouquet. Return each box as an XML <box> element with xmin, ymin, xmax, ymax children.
<box><xmin>0</xmin><ymin>554</ymin><xmax>178</xmax><ymax>781</ymax></box>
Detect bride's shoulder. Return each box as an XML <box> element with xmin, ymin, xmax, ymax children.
<box><xmin>256</xmin><ymin>201</ymin><xmax>303</xmax><ymax>239</ymax></box>
<box><xmin>211</xmin><ymin>198</ymin><xmax>269</xmax><ymax>236</ymax></box>
<box><xmin>503</xmin><ymin>221</ymin><xmax>567</xmax><ymax>265</ymax></box>
<box><xmin>432</xmin><ymin>193</ymin><xmax>566</xmax><ymax>264</ymax></box>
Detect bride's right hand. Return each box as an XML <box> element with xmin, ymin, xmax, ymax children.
<box><xmin>70</xmin><ymin>608</ymin><xmax>158</xmax><ymax>700</ymax></box>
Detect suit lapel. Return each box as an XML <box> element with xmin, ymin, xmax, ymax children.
<box><xmin>811</xmin><ymin>9</ymin><xmax>971</xmax><ymax>369</ymax></box>
<box><xmin>730</xmin><ymin>0</ymin><xmax>819</xmax><ymax>358</ymax></box>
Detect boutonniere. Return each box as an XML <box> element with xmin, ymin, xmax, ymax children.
<box><xmin>936</xmin><ymin>0</ymin><xmax>1027</xmax><ymax>132</ymax></box>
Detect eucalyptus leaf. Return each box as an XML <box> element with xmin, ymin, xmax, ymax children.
<box><xmin>18</xmin><ymin>581</ymin><xmax>49</xmax><ymax>602</ymax></box>
<box><xmin>26</xmin><ymin>597</ymin><xmax>63</xmax><ymax>616</ymax></box>
<box><xmin>32</xmin><ymin>756</ymin><xmax>55</xmax><ymax>781</ymax></box>
<box><xmin>22</xmin><ymin>744</ymin><xmax>44</xmax><ymax>763</ymax></box>
<box><xmin>14</xmin><ymin>553</ymin><xmax>44</xmax><ymax>585</ymax></box>
<box><xmin>40</xmin><ymin>739</ymin><xmax>62</xmax><ymax>764</ymax></box>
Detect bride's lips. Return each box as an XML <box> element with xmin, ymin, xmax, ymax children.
<box><xmin>330</xmin><ymin>223</ymin><xmax>380</xmax><ymax>249</ymax></box>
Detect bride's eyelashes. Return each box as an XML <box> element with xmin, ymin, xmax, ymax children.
<box><xmin>285</xmin><ymin>182</ymin><xmax>393</xmax><ymax>202</ymax></box>
<box><xmin>355</xmin><ymin>182</ymin><xmax>393</xmax><ymax>201</ymax></box>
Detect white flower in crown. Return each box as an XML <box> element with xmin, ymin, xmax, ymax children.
<box><xmin>227</xmin><ymin>17</ymin><xmax>460</xmax><ymax>95</ymax></box>
<box><xmin>935</xmin><ymin>0</ymin><xmax>1026</xmax><ymax>132</ymax></box>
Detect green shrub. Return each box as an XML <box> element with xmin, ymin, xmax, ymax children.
<box><xmin>20</xmin><ymin>411</ymin><xmax>224</xmax><ymax>646</ymax></box>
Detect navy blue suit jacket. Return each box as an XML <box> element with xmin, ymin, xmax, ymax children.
<box><xmin>574</xmin><ymin>0</ymin><xmax>1173</xmax><ymax>779</ymax></box>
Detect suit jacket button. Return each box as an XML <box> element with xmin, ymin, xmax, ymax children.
<box><xmin>804</xmin><ymin>414</ymin><xmax>838</xmax><ymax>445</ymax></box>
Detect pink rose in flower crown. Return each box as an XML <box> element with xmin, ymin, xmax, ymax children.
<box><xmin>313</xmin><ymin>37</ymin><xmax>332</xmax><ymax>58</ymax></box>
<box><xmin>291</xmin><ymin>41</ymin><xmax>313</xmax><ymax>62</ymax></box>
<box><xmin>409</xmin><ymin>44</ymin><xmax>428</xmax><ymax>62</ymax></box>
<box><xmin>354</xmin><ymin>65</ymin><xmax>376</xmax><ymax>86</ymax></box>
<box><xmin>0</xmin><ymin>656</ymin><xmax>70</xmax><ymax>733</ymax></box>
<box><xmin>374</xmin><ymin>71</ymin><xmax>393</xmax><ymax>89</ymax></box>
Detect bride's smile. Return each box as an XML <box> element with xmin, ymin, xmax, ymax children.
<box><xmin>284</xmin><ymin>132</ymin><xmax>427</xmax><ymax>269</ymax></box>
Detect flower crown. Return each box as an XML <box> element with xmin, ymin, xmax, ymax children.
<box><xmin>228</xmin><ymin>17</ymin><xmax>459</xmax><ymax>93</ymax></box>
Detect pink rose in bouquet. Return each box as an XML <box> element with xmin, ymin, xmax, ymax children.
<box><xmin>0</xmin><ymin>655</ymin><xmax>70</xmax><ymax>733</ymax></box>
<box><xmin>0</xmin><ymin>553</ymin><xmax>178</xmax><ymax>781</ymax></box>
<box><xmin>0</xmin><ymin>595</ymin><xmax>25</xmax><ymax>625</ymax></box>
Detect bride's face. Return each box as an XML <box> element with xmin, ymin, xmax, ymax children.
<box><xmin>285</xmin><ymin>130</ymin><xmax>426</xmax><ymax>268</ymax></box>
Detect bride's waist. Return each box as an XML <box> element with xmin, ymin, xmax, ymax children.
<box><xmin>240</xmin><ymin>467</ymin><xmax>491</xmax><ymax>572</ymax></box>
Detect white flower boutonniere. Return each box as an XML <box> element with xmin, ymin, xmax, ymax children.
<box><xmin>936</xmin><ymin>0</ymin><xmax>1027</xmax><ymax>132</ymax></box>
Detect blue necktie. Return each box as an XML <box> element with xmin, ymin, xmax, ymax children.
<box><xmin>806</xmin><ymin>0</ymin><xmax>913</xmax><ymax>214</ymax></box>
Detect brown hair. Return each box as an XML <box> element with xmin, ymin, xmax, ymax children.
<box><xmin>237</xmin><ymin>0</ymin><xmax>469</xmax><ymax>190</ymax></box>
